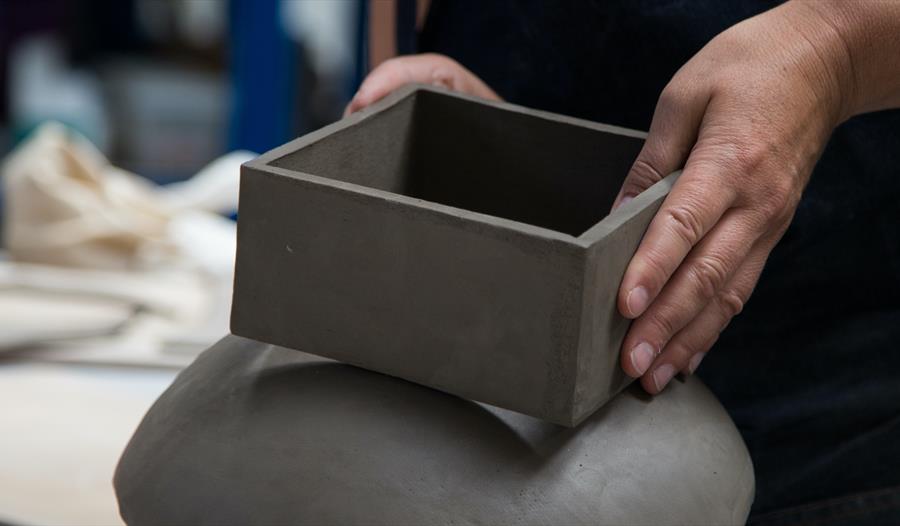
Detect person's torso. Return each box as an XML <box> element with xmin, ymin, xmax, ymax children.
<box><xmin>418</xmin><ymin>0</ymin><xmax>900</xmax><ymax>515</ymax></box>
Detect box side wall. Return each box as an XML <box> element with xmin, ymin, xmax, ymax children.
<box><xmin>231</xmin><ymin>167</ymin><xmax>583</xmax><ymax>423</ymax></box>
<box><xmin>268</xmin><ymin>95</ymin><xmax>416</xmax><ymax>193</ymax></box>
<box><xmin>571</xmin><ymin>193</ymin><xmax>667</xmax><ymax>424</ymax></box>
<box><xmin>406</xmin><ymin>91</ymin><xmax>645</xmax><ymax>237</ymax></box>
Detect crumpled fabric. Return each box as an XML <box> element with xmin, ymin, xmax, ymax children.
<box><xmin>0</xmin><ymin>121</ymin><xmax>255</xmax><ymax>363</ymax></box>
<box><xmin>2</xmin><ymin>121</ymin><xmax>252</xmax><ymax>277</ymax></box>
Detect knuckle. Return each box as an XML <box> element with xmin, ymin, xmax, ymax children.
<box><xmin>625</xmin><ymin>158</ymin><xmax>666</xmax><ymax>194</ymax></box>
<box><xmin>774</xmin><ymin>179</ymin><xmax>801</xmax><ymax>216</ymax></box>
<box><xmin>663</xmin><ymin>341</ymin><xmax>696</xmax><ymax>366</ymax></box>
<box><xmin>687</xmin><ymin>254</ymin><xmax>730</xmax><ymax>300</ymax></box>
<box><xmin>726</xmin><ymin>147</ymin><xmax>804</xmax><ymax>226</ymax></box>
<box><xmin>657</xmin><ymin>81</ymin><xmax>690</xmax><ymax>110</ymax></box>
<box><xmin>732</xmin><ymin>143</ymin><xmax>768</xmax><ymax>176</ymax></box>
<box><xmin>645</xmin><ymin>310</ymin><xmax>678</xmax><ymax>342</ymax></box>
<box><xmin>664</xmin><ymin>204</ymin><xmax>706</xmax><ymax>246</ymax></box>
<box><xmin>430</xmin><ymin>68</ymin><xmax>455</xmax><ymax>89</ymax></box>
<box><xmin>753</xmin><ymin>179</ymin><xmax>800</xmax><ymax>225</ymax></box>
<box><xmin>637</xmin><ymin>247</ymin><xmax>672</xmax><ymax>290</ymax></box>
<box><xmin>715</xmin><ymin>289</ymin><xmax>745</xmax><ymax>319</ymax></box>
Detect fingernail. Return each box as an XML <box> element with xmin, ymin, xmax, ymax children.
<box><xmin>630</xmin><ymin>342</ymin><xmax>656</xmax><ymax>376</ymax></box>
<box><xmin>626</xmin><ymin>286</ymin><xmax>649</xmax><ymax>317</ymax></box>
<box><xmin>351</xmin><ymin>89</ymin><xmax>367</xmax><ymax>105</ymax></box>
<box><xmin>610</xmin><ymin>195</ymin><xmax>634</xmax><ymax>212</ymax></box>
<box><xmin>653</xmin><ymin>363</ymin><xmax>676</xmax><ymax>392</ymax></box>
<box><xmin>688</xmin><ymin>352</ymin><xmax>707</xmax><ymax>375</ymax></box>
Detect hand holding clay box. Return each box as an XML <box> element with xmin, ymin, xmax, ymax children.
<box><xmin>231</xmin><ymin>85</ymin><xmax>678</xmax><ymax>426</ymax></box>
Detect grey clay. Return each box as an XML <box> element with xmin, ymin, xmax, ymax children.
<box><xmin>231</xmin><ymin>84</ymin><xmax>680</xmax><ymax>426</ymax></box>
<box><xmin>114</xmin><ymin>335</ymin><xmax>754</xmax><ymax>525</ymax></box>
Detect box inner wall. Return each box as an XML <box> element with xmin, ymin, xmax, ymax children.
<box><xmin>270</xmin><ymin>91</ymin><xmax>644</xmax><ymax>236</ymax></box>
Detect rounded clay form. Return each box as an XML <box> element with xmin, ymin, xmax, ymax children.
<box><xmin>114</xmin><ymin>335</ymin><xmax>754</xmax><ymax>525</ymax></box>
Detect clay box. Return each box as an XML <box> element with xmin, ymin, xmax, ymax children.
<box><xmin>231</xmin><ymin>84</ymin><xmax>677</xmax><ymax>426</ymax></box>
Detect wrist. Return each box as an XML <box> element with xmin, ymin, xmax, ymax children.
<box><xmin>793</xmin><ymin>0</ymin><xmax>900</xmax><ymax>118</ymax></box>
<box><xmin>776</xmin><ymin>1</ymin><xmax>857</xmax><ymax>124</ymax></box>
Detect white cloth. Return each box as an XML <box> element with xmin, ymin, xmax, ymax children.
<box><xmin>0</xmin><ymin>122</ymin><xmax>255</xmax><ymax>364</ymax></box>
<box><xmin>2</xmin><ymin>122</ymin><xmax>251</xmax><ymax>275</ymax></box>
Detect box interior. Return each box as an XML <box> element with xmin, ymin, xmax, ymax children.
<box><xmin>269</xmin><ymin>90</ymin><xmax>645</xmax><ymax>237</ymax></box>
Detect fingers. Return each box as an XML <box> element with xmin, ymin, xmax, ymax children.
<box><xmin>617</xmin><ymin>158</ymin><xmax>738</xmax><ymax>322</ymax></box>
<box><xmin>618</xmin><ymin>208</ymin><xmax>761</xmax><ymax>378</ymax></box>
<box><xmin>612</xmin><ymin>80</ymin><xmax>716</xmax><ymax>329</ymax></box>
<box><xmin>637</xmin><ymin>241</ymin><xmax>770</xmax><ymax>394</ymax></box>
<box><xmin>344</xmin><ymin>54</ymin><xmax>500</xmax><ymax>116</ymax></box>
<box><xmin>611</xmin><ymin>79</ymin><xmax>711</xmax><ymax>210</ymax></box>
<box><xmin>345</xmin><ymin>57</ymin><xmax>420</xmax><ymax>116</ymax></box>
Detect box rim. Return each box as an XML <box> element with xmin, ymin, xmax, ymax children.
<box><xmin>245</xmin><ymin>84</ymin><xmax>677</xmax><ymax>248</ymax></box>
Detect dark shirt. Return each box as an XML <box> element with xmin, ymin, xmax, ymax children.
<box><xmin>419</xmin><ymin>0</ymin><xmax>900</xmax><ymax>518</ymax></box>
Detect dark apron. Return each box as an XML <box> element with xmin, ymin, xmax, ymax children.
<box><xmin>417</xmin><ymin>1</ymin><xmax>900</xmax><ymax>522</ymax></box>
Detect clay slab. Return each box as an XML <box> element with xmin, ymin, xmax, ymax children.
<box><xmin>231</xmin><ymin>84</ymin><xmax>679</xmax><ymax>426</ymax></box>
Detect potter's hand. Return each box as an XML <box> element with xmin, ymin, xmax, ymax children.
<box><xmin>345</xmin><ymin>53</ymin><xmax>500</xmax><ymax>116</ymax></box>
<box><xmin>614</xmin><ymin>0</ymin><xmax>900</xmax><ymax>393</ymax></box>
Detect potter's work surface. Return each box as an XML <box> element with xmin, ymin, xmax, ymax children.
<box><xmin>232</xmin><ymin>84</ymin><xmax>680</xmax><ymax>426</ymax></box>
<box><xmin>115</xmin><ymin>335</ymin><xmax>755</xmax><ymax>526</ymax></box>
<box><xmin>0</xmin><ymin>362</ymin><xmax>177</xmax><ymax>526</ymax></box>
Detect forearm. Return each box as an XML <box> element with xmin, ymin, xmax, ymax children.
<box><xmin>794</xmin><ymin>0</ymin><xmax>900</xmax><ymax>118</ymax></box>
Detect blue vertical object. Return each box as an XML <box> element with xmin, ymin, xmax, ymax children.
<box><xmin>351</xmin><ymin>0</ymin><xmax>369</xmax><ymax>94</ymax></box>
<box><xmin>228</xmin><ymin>0</ymin><xmax>298</xmax><ymax>154</ymax></box>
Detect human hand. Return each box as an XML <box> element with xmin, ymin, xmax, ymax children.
<box><xmin>345</xmin><ymin>53</ymin><xmax>500</xmax><ymax>116</ymax></box>
<box><xmin>612</xmin><ymin>1</ymin><xmax>875</xmax><ymax>393</ymax></box>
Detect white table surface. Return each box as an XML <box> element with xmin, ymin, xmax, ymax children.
<box><xmin>0</xmin><ymin>362</ymin><xmax>177</xmax><ymax>526</ymax></box>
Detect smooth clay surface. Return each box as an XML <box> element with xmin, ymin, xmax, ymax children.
<box><xmin>232</xmin><ymin>85</ymin><xmax>680</xmax><ymax>425</ymax></box>
<box><xmin>114</xmin><ymin>335</ymin><xmax>754</xmax><ymax>526</ymax></box>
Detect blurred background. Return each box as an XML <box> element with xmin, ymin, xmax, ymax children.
<box><xmin>0</xmin><ymin>1</ymin><xmax>374</xmax><ymax>524</ymax></box>
<box><xmin>0</xmin><ymin>0</ymin><xmax>363</xmax><ymax>180</ymax></box>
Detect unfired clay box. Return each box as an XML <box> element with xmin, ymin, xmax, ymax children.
<box><xmin>231</xmin><ymin>84</ymin><xmax>678</xmax><ymax>426</ymax></box>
